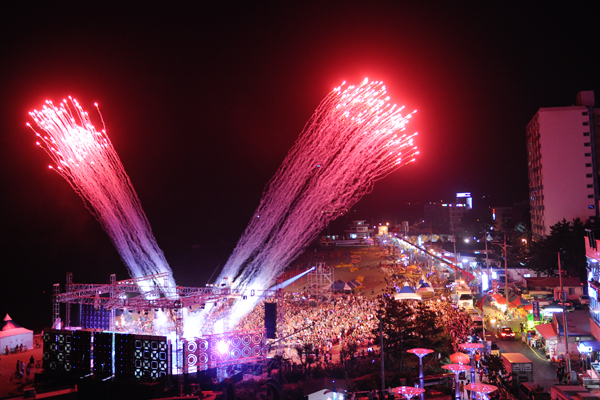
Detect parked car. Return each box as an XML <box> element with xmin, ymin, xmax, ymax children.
<box><xmin>556</xmin><ymin>301</ymin><xmax>575</xmax><ymax>312</ymax></box>
<box><xmin>579</xmin><ymin>294</ymin><xmax>590</xmax><ymax>306</ymax></box>
<box><xmin>499</xmin><ymin>326</ymin><xmax>515</xmax><ymax>340</ymax></box>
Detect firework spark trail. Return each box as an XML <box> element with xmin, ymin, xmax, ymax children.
<box><xmin>27</xmin><ymin>97</ymin><xmax>177</xmax><ymax>297</ymax></box>
<box><xmin>214</xmin><ymin>78</ymin><xmax>419</xmax><ymax>329</ymax></box>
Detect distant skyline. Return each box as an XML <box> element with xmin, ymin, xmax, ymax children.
<box><xmin>1</xmin><ymin>3</ymin><xmax>599</xmax><ymax>330</ymax></box>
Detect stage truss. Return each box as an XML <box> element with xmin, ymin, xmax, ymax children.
<box><xmin>52</xmin><ymin>272</ymin><xmax>283</xmax><ymax>376</ymax></box>
<box><xmin>54</xmin><ymin>272</ymin><xmax>279</xmax><ymax>329</ymax></box>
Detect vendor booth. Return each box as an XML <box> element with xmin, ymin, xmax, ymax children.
<box><xmin>394</xmin><ymin>282</ymin><xmax>422</xmax><ymax>301</ymax></box>
<box><xmin>578</xmin><ymin>340</ymin><xmax>600</xmax><ymax>380</ymax></box>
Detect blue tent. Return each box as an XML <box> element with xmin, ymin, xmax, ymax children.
<box><xmin>331</xmin><ymin>279</ymin><xmax>352</xmax><ymax>291</ymax></box>
<box><xmin>394</xmin><ymin>283</ymin><xmax>421</xmax><ymax>300</ymax></box>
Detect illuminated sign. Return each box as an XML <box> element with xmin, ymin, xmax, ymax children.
<box><xmin>589</xmin><ymin>284</ymin><xmax>598</xmax><ymax>301</ymax></box>
<box><xmin>578</xmin><ymin>343</ymin><xmax>593</xmax><ymax>353</ymax></box>
<box><xmin>456</xmin><ymin>193</ymin><xmax>471</xmax><ymax>198</ymax></box>
<box><xmin>532</xmin><ymin>301</ymin><xmax>540</xmax><ymax>321</ymax></box>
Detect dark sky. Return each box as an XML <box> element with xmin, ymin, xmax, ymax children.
<box><xmin>1</xmin><ymin>3</ymin><xmax>599</xmax><ymax>330</ymax></box>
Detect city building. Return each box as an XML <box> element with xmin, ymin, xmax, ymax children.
<box><xmin>343</xmin><ymin>220</ymin><xmax>374</xmax><ymax>239</ymax></box>
<box><xmin>423</xmin><ymin>192</ymin><xmax>473</xmax><ymax>233</ymax></box>
<box><xmin>526</xmin><ymin>91</ymin><xmax>600</xmax><ymax>241</ymax></box>
<box><xmin>585</xmin><ymin>231</ymin><xmax>600</xmax><ymax>345</ymax></box>
<box><xmin>492</xmin><ymin>201</ymin><xmax>528</xmax><ymax>233</ymax></box>
<box><xmin>525</xmin><ymin>277</ymin><xmax>584</xmax><ymax>302</ymax></box>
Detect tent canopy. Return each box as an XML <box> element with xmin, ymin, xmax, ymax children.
<box><xmin>0</xmin><ymin>314</ymin><xmax>33</xmax><ymax>351</ymax></box>
<box><xmin>394</xmin><ymin>283</ymin><xmax>422</xmax><ymax>301</ymax></box>
<box><xmin>535</xmin><ymin>323</ymin><xmax>557</xmax><ymax>340</ymax></box>
<box><xmin>331</xmin><ymin>279</ymin><xmax>351</xmax><ymax>291</ymax></box>
<box><xmin>417</xmin><ymin>281</ymin><xmax>434</xmax><ymax>293</ymax></box>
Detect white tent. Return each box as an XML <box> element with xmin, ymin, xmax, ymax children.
<box><xmin>417</xmin><ymin>280</ymin><xmax>434</xmax><ymax>294</ymax></box>
<box><xmin>0</xmin><ymin>314</ymin><xmax>33</xmax><ymax>352</ymax></box>
<box><xmin>393</xmin><ymin>283</ymin><xmax>422</xmax><ymax>301</ymax></box>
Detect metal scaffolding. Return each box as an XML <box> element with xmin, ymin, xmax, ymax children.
<box><xmin>306</xmin><ymin>262</ymin><xmax>334</xmax><ymax>301</ymax></box>
<box><xmin>53</xmin><ymin>272</ymin><xmax>279</xmax><ymax>316</ymax></box>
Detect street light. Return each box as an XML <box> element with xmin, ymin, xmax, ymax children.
<box><xmin>460</xmin><ymin>343</ymin><xmax>484</xmax><ymax>399</ymax></box>
<box><xmin>408</xmin><ymin>348</ymin><xmax>434</xmax><ymax>400</ymax></box>
<box><xmin>465</xmin><ymin>383</ymin><xmax>498</xmax><ymax>400</ymax></box>
<box><xmin>394</xmin><ymin>386</ymin><xmax>426</xmax><ymax>400</ymax></box>
<box><xmin>442</xmin><ymin>364</ymin><xmax>471</xmax><ymax>400</ymax></box>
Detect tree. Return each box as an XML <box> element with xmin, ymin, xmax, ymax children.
<box><xmin>481</xmin><ymin>354</ymin><xmax>513</xmax><ymax>390</ymax></box>
<box><xmin>527</xmin><ymin>218</ymin><xmax>600</xmax><ymax>282</ymax></box>
<box><xmin>373</xmin><ymin>294</ymin><xmax>419</xmax><ymax>371</ymax></box>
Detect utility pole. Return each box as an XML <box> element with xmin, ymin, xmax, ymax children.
<box><xmin>484</xmin><ymin>231</ymin><xmax>490</xmax><ymax>287</ymax></box>
<box><xmin>452</xmin><ymin>225</ymin><xmax>458</xmax><ymax>280</ymax></box>
<box><xmin>504</xmin><ymin>234</ymin><xmax>508</xmax><ymax>313</ymax></box>
<box><xmin>380</xmin><ymin>319</ymin><xmax>385</xmax><ymax>394</ymax></box>
<box><xmin>558</xmin><ymin>253</ymin><xmax>571</xmax><ymax>376</ymax></box>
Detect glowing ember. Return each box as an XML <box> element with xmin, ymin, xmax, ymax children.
<box><xmin>214</xmin><ymin>78</ymin><xmax>419</xmax><ymax>329</ymax></box>
<box><xmin>28</xmin><ymin>97</ymin><xmax>176</xmax><ymax>297</ymax></box>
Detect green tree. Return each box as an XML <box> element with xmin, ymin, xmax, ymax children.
<box><xmin>527</xmin><ymin>218</ymin><xmax>600</xmax><ymax>282</ymax></box>
<box><xmin>373</xmin><ymin>294</ymin><xmax>419</xmax><ymax>371</ymax></box>
<box><xmin>481</xmin><ymin>354</ymin><xmax>513</xmax><ymax>390</ymax></box>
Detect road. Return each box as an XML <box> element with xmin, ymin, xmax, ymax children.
<box><xmin>494</xmin><ymin>333</ymin><xmax>557</xmax><ymax>391</ymax></box>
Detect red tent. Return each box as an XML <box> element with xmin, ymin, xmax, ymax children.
<box><xmin>491</xmin><ymin>293</ymin><xmax>507</xmax><ymax>305</ymax></box>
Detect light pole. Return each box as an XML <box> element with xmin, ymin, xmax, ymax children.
<box><xmin>442</xmin><ymin>364</ymin><xmax>471</xmax><ymax>400</ymax></box>
<box><xmin>558</xmin><ymin>252</ymin><xmax>571</xmax><ymax>378</ymax></box>
<box><xmin>503</xmin><ymin>234</ymin><xmax>509</xmax><ymax>315</ymax></box>
<box><xmin>395</xmin><ymin>386</ymin><xmax>426</xmax><ymax>400</ymax></box>
<box><xmin>408</xmin><ymin>348</ymin><xmax>434</xmax><ymax>400</ymax></box>
<box><xmin>460</xmin><ymin>343</ymin><xmax>484</xmax><ymax>399</ymax></box>
<box><xmin>465</xmin><ymin>383</ymin><xmax>498</xmax><ymax>400</ymax></box>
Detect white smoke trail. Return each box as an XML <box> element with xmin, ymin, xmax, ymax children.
<box><xmin>214</xmin><ymin>78</ymin><xmax>419</xmax><ymax>328</ymax></box>
<box><xmin>28</xmin><ymin>97</ymin><xmax>177</xmax><ymax>297</ymax></box>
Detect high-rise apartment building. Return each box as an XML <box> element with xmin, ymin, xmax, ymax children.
<box><xmin>526</xmin><ymin>91</ymin><xmax>600</xmax><ymax>241</ymax></box>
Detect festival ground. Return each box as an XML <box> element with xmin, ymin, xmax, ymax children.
<box><xmin>283</xmin><ymin>245</ymin><xmax>401</xmax><ymax>296</ymax></box>
<box><xmin>0</xmin><ymin>336</ymin><xmax>43</xmax><ymax>398</ymax></box>
<box><xmin>0</xmin><ymin>245</ymin><xmax>453</xmax><ymax>398</ymax></box>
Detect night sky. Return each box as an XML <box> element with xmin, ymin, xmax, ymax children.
<box><xmin>1</xmin><ymin>3</ymin><xmax>599</xmax><ymax>331</ymax></box>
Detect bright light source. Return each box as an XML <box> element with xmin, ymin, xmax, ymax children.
<box><xmin>217</xmin><ymin>340</ymin><xmax>229</xmax><ymax>354</ymax></box>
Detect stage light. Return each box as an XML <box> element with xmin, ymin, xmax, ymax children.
<box><xmin>217</xmin><ymin>340</ymin><xmax>229</xmax><ymax>354</ymax></box>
